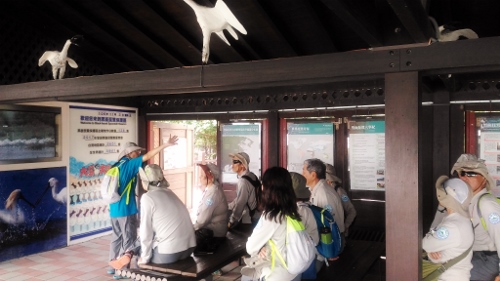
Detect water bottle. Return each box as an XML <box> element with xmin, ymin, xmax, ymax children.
<box><xmin>320</xmin><ymin>226</ymin><xmax>333</xmax><ymax>244</ymax></box>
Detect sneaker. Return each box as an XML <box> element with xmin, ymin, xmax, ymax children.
<box><xmin>107</xmin><ymin>268</ymin><xmax>115</xmax><ymax>275</ymax></box>
<box><xmin>113</xmin><ymin>275</ymin><xmax>130</xmax><ymax>280</ymax></box>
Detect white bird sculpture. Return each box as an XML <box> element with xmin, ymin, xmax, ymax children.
<box><xmin>437</xmin><ymin>25</ymin><xmax>478</xmax><ymax>42</ymax></box>
<box><xmin>38</xmin><ymin>35</ymin><xmax>82</xmax><ymax>79</ymax></box>
<box><xmin>49</xmin><ymin>177</ymin><xmax>68</xmax><ymax>205</ymax></box>
<box><xmin>429</xmin><ymin>17</ymin><xmax>478</xmax><ymax>42</ymax></box>
<box><xmin>183</xmin><ymin>0</ymin><xmax>247</xmax><ymax>64</ymax></box>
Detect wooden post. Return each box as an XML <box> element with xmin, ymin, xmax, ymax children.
<box><xmin>385</xmin><ymin>72</ymin><xmax>422</xmax><ymax>280</ymax></box>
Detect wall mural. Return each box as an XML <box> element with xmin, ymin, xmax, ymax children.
<box><xmin>0</xmin><ymin>167</ymin><xmax>67</xmax><ymax>262</ymax></box>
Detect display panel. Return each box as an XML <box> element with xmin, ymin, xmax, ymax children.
<box><xmin>0</xmin><ymin>104</ymin><xmax>61</xmax><ymax>164</ymax></box>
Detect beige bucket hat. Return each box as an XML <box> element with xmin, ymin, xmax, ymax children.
<box><xmin>325</xmin><ymin>163</ymin><xmax>342</xmax><ymax>184</ymax></box>
<box><xmin>229</xmin><ymin>152</ymin><xmax>250</xmax><ymax>170</ymax></box>
<box><xmin>118</xmin><ymin>142</ymin><xmax>145</xmax><ymax>160</ymax></box>
<box><xmin>138</xmin><ymin>164</ymin><xmax>170</xmax><ymax>191</ymax></box>
<box><xmin>451</xmin><ymin>154</ymin><xmax>495</xmax><ymax>191</ymax></box>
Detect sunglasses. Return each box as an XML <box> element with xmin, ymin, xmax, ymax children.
<box><xmin>460</xmin><ymin>171</ymin><xmax>479</xmax><ymax>177</ymax></box>
<box><xmin>232</xmin><ymin>160</ymin><xmax>242</xmax><ymax>164</ymax></box>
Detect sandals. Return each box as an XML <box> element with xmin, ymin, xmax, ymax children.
<box><xmin>109</xmin><ymin>251</ymin><xmax>133</xmax><ymax>270</ymax></box>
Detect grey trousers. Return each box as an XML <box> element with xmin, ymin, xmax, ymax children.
<box><xmin>128</xmin><ymin>237</ymin><xmax>195</xmax><ymax>265</ymax></box>
<box><xmin>109</xmin><ymin>215</ymin><xmax>138</xmax><ymax>261</ymax></box>
<box><xmin>470</xmin><ymin>251</ymin><xmax>499</xmax><ymax>281</ymax></box>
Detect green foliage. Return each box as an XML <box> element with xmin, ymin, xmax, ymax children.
<box><xmin>167</xmin><ymin>120</ymin><xmax>217</xmax><ymax>160</ymax></box>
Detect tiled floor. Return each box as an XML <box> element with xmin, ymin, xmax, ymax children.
<box><xmin>0</xmin><ymin>235</ymin><xmax>243</xmax><ymax>281</ymax></box>
<box><xmin>0</xmin><ymin>235</ymin><xmax>114</xmax><ymax>281</ymax></box>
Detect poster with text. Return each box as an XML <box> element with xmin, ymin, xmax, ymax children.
<box><xmin>221</xmin><ymin>124</ymin><xmax>261</xmax><ymax>184</ymax></box>
<box><xmin>69</xmin><ymin>105</ymin><xmax>137</xmax><ymax>242</ymax></box>
<box><xmin>0</xmin><ymin>167</ymin><xmax>67</xmax><ymax>262</ymax></box>
<box><xmin>349</xmin><ymin>120</ymin><xmax>385</xmax><ymax>191</ymax></box>
<box><xmin>287</xmin><ymin>123</ymin><xmax>334</xmax><ymax>174</ymax></box>
<box><xmin>478</xmin><ymin>117</ymin><xmax>500</xmax><ymax>196</ymax></box>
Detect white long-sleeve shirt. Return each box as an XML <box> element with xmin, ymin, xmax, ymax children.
<box><xmin>139</xmin><ymin>188</ymin><xmax>196</xmax><ymax>263</ymax></box>
<box><xmin>422</xmin><ymin>212</ymin><xmax>473</xmax><ymax>281</ymax></box>
<box><xmin>469</xmin><ymin>189</ymin><xmax>500</xmax><ymax>257</ymax></box>
<box><xmin>194</xmin><ymin>183</ymin><xmax>228</xmax><ymax>237</ymax></box>
<box><xmin>310</xmin><ymin>179</ymin><xmax>345</xmax><ymax>233</ymax></box>
<box><xmin>246</xmin><ymin>213</ymin><xmax>298</xmax><ymax>281</ymax></box>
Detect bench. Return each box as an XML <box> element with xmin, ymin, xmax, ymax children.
<box><xmin>115</xmin><ymin>224</ymin><xmax>253</xmax><ymax>281</ymax></box>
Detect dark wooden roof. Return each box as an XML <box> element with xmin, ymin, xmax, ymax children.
<box><xmin>2</xmin><ymin>0</ymin><xmax>499</xmax><ymax>76</ymax></box>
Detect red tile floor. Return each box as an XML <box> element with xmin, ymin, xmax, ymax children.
<box><xmin>0</xmin><ymin>234</ymin><xmax>243</xmax><ymax>281</ymax></box>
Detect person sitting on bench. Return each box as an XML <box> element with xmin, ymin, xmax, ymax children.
<box><xmin>193</xmin><ymin>163</ymin><xmax>228</xmax><ymax>254</ymax></box>
<box><xmin>109</xmin><ymin>164</ymin><xmax>196</xmax><ymax>270</ymax></box>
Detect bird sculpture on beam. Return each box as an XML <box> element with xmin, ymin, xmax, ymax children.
<box><xmin>183</xmin><ymin>0</ymin><xmax>247</xmax><ymax>64</ymax></box>
<box><xmin>429</xmin><ymin>17</ymin><xmax>478</xmax><ymax>42</ymax></box>
<box><xmin>38</xmin><ymin>35</ymin><xmax>83</xmax><ymax>79</ymax></box>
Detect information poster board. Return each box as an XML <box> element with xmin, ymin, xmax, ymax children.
<box><xmin>68</xmin><ymin>104</ymin><xmax>137</xmax><ymax>243</ymax></box>
<box><xmin>478</xmin><ymin>117</ymin><xmax>500</xmax><ymax>196</ymax></box>
<box><xmin>221</xmin><ymin>124</ymin><xmax>261</xmax><ymax>183</ymax></box>
<box><xmin>287</xmin><ymin>123</ymin><xmax>334</xmax><ymax>174</ymax></box>
<box><xmin>349</xmin><ymin>120</ymin><xmax>385</xmax><ymax>191</ymax></box>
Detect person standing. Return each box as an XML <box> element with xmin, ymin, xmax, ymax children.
<box><xmin>107</xmin><ymin>136</ymin><xmax>178</xmax><ymax>275</ymax></box>
<box><xmin>227</xmin><ymin>152</ymin><xmax>259</xmax><ymax>229</ymax></box>
<box><xmin>325</xmin><ymin>163</ymin><xmax>357</xmax><ymax>237</ymax></box>
<box><xmin>450</xmin><ymin>154</ymin><xmax>500</xmax><ymax>281</ymax></box>
<box><xmin>423</xmin><ymin>176</ymin><xmax>474</xmax><ymax>281</ymax></box>
<box><xmin>302</xmin><ymin>159</ymin><xmax>345</xmax><ymax>254</ymax></box>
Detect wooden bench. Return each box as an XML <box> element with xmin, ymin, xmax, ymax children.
<box><xmin>115</xmin><ymin>225</ymin><xmax>253</xmax><ymax>281</ymax></box>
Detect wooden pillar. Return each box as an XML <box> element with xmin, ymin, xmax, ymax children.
<box><xmin>263</xmin><ymin>110</ymin><xmax>279</xmax><ymax>171</ymax></box>
<box><xmin>385</xmin><ymin>72</ymin><xmax>422</xmax><ymax>280</ymax></box>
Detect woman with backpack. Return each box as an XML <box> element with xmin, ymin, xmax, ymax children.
<box><xmin>241</xmin><ymin>167</ymin><xmax>307</xmax><ymax>281</ymax></box>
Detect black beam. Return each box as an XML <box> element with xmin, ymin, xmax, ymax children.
<box><xmin>386</xmin><ymin>0</ymin><xmax>433</xmax><ymax>42</ymax></box>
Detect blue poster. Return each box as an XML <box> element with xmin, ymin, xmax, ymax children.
<box><xmin>0</xmin><ymin>167</ymin><xmax>67</xmax><ymax>262</ymax></box>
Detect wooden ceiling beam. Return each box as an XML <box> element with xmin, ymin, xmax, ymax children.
<box><xmin>386</xmin><ymin>0</ymin><xmax>433</xmax><ymax>42</ymax></box>
<box><xmin>2</xmin><ymin>37</ymin><xmax>500</xmax><ymax>103</ymax></box>
<box><xmin>319</xmin><ymin>0</ymin><xmax>383</xmax><ymax>47</ymax></box>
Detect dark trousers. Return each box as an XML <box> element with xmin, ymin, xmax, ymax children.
<box><xmin>470</xmin><ymin>251</ymin><xmax>499</xmax><ymax>281</ymax></box>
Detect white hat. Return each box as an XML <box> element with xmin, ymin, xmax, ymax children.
<box><xmin>435</xmin><ymin>176</ymin><xmax>473</xmax><ymax>218</ymax></box>
<box><xmin>138</xmin><ymin>164</ymin><xmax>170</xmax><ymax>191</ymax></box>
<box><xmin>229</xmin><ymin>152</ymin><xmax>250</xmax><ymax>170</ymax></box>
<box><xmin>451</xmin><ymin>154</ymin><xmax>495</xmax><ymax>191</ymax></box>
<box><xmin>325</xmin><ymin>163</ymin><xmax>342</xmax><ymax>184</ymax></box>
<box><xmin>198</xmin><ymin>163</ymin><xmax>220</xmax><ymax>183</ymax></box>
<box><xmin>118</xmin><ymin>142</ymin><xmax>145</xmax><ymax>160</ymax></box>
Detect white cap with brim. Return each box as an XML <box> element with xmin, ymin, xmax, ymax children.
<box><xmin>451</xmin><ymin>153</ymin><xmax>495</xmax><ymax>191</ymax></box>
<box><xmin>435</xmin><ymin>176</ymin><xmax>473</xmax><ymax>218</ymax></box>
<box><xmin>139</xmin><ymin>164</ymin><xmax>170</xmax><ymax>191</ymax></box>
<box><xmin>229</xmin><ymin>152</ymin><xmax>250</xmax><ymax>171</ymax></box>
<box><xmin>118</xmin><ymin>142</ymin><xmax>145</xmax><ymax>160</ymax></box>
